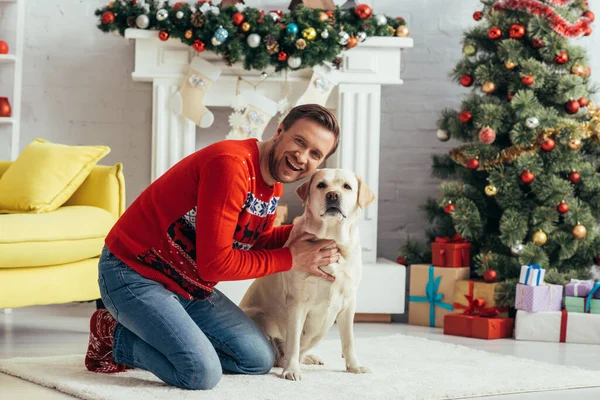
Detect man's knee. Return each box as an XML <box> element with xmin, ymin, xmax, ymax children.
<box><xmin>240</xmin><ymin>336</ymin><xmax>275</xmax><ymax>375</ymax></box>
<box><xmin>177</xmin><ymin>351</ymin><xmax>223</xmax><ymax>390</ymax></box>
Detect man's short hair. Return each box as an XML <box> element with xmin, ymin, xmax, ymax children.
<box><xmin>281</xmin><ymin>104</ymin><xmax>340</xmax><ymax>159</ymax></box>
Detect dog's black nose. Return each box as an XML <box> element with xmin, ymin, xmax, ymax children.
<box><xmin>326</xmin><ymin>191</ymin><xmax>340</xmax><ymax>201</ymax></box>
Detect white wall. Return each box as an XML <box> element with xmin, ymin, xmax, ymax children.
<box><xmin>2</xmin><ymin>0</ymin><xmax>599</xmax><ymax>263</ymax></box>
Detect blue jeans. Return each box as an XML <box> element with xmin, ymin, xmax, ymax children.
<box><xmin>97</xmin><ymin>246</ymin><xmax>275</xmax><ymax>390</ymax></box>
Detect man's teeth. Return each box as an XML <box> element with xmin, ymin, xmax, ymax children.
<box><xmin>286</xmin><ymin>156</ymin><xmax>301</xmax><ymax>171</ymax></box>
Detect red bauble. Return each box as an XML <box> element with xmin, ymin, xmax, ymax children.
<box><xmin>193</xmin><ymin>40</ymin><xmax>205</xmax><ymax>52</ymax></box>
<box><xmin>355</xmin><ymin>4</ymin><xmax>372</xmax><ymax>19</ymax></box>
<box><xmin>531</xmin><ymin>38</ymin><xmax>544</xmax><ymax>49</ymax></box>
<box><xmin>585</xmin><ymin>27</ymin><xmax>593</xmax><ymax>36</ymax></box>
<box><xmin>557</xmin><ymin>201</ymin><xmax>569</xmax><ymax>214</ymax></box>
<box><xmin>522</xmin><ymin>75</ymin><xmax>534</xmax><ymax>86</ymax></box>
<box><xmin>541</xmin><ymin>138</ymin><xmax>555</xmax><ymax>152</ymax></box>
<box><xmin>569</xmin><ymin>171</ymin><xmax>581</xmax><ymax>184</ymax></box>
<box><xmin>444</xmin><ymin>203</ymin><xmax>455</xmax><ymax>214</ymax></box>
<box><xmin>578</xmin><ymin>97</ymin><xmax>588</xmax><ymax>107</ymax></box>
<box><xmin>565</xmin><ymin>100</ymin><xmax>580</xmax><ymax>114</ymax></box>
<box><xmin>459</xmin><ymin>110</ymin><xmax>472</xmax><ymax>124</ymax></box>
<box><xmin>460</xmin><ymin>74</ymin><xmax>473</xmax><ymax>87</ymax></box>
<box><xmin>473</xmin><ymin>11</ymin><xmax>483</xmax><ymax>21</ymax></box>
<box><xmin>278</xmin><ymin>51</ymin><xmax>288</xmax><ymax>61</ymax></box>
<box><xmin>507</xmin><ymin>93</ymin><xmax>514</xmax><ymax>101</ymax></box>
<box><xmin>158</xmin><ymin>31</ymin><xmax>170</xmax><ymax>41</ymax></box>
<box><xmin>0</xmin><ymin>97</ymin><xmax>11</xmax><ymax>117</ymax></box>
<box><xmin>466</xmin><ymin>158</ymin><xmax>479</xmax><ymax>170</ymax></box>
<box><xmin>483</xmin><ymin>270</ymin><xmax>497</xmax><ymax>283</ymax></box>
<box><xmin>521</xmin><ymin>170</ymin><xmax>535</xmax><ymax>184</ymax></box>
<box><xmin>583</xmin><ymin>11</ymin><xmax>595</xmax><ymax>21</ymax></box>
<box><xmin>478</xmin><ymin>127</ymin><xmax>496</xmax><ymax>145</ymax></box>
<box><xmin>509</xmin><ymin>24</ymin><xmax>526</xmax><ymax>39</ymax></box>
<box><xmin>396</xmin><ymin>256</ymin><xmax>406</xmax><ymax>265</ymax></box>
<box><xmin>0</xmin><ymin>40</ymin><xmax>8</xmax><ymax>54</ymax></box>
<box><xmin>101</xmin><ymin>11</ymin><xmax>115</xmax><ymax>25</ymax></box>
<box><xmin>555</xmin><ymin>51</ymin><xmax>569</xmax><ymax>64</ymax></box>
<box><xmin>488</xmin><ymin>26</ymin><xmax>502</xmax><ymax>40</ymax></box>
<box><xmin>174</xmin><ymin>1</ymin><xmax>186</xmax><ymax>9</ymax></box>
<box><xmin>232</xmin><ymin>12</ymin><xmax>245</xmax><ymax>25</ymax></box>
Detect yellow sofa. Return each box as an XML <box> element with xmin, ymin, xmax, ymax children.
<box><xmin>0</xmin><ymin>161</ymin><xmax>125</xmax><ymax>309</ymax></box>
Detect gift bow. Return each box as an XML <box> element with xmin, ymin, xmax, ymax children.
<box><xmin>569</xmin><ymin>279</ymin><xmax>591</xmax><ymax>297</ymax></box>
<box><xmin>524</xmin><ymin>264</ymin><xmax>542</xmax><ymax>286</ymax></box>
<box><xmin>409</xmin><ymin>266</ymin><xmax>454</xmax><ymax>327</ymax></box>
<box><xmin>585</xmin><ymin>283</ymin><xmax>600</xmax><ymax>313</ymax></box>
<box><xmin>454</xmin><ymin>281</ymin><xmax>500</xmax><ymax>318</ymax></box>
<box><xmin>435</xmin><ymin>233</ymin><xmax>467</xmax><ymax>244</ymax></box>
<box><xmin>434</xmin><ymin>234</ymin><xmax>469</xmax><ymax>267</ymax></box>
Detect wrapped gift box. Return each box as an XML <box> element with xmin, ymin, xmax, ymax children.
<box><xmin>515</xmin><ymin>283</ymin><xmax>563</xmax><ymax>312</ymax></box>
<box><xmin>452</xmin><ymin>280</ymin><xmax>508</xmax><ymax>318</ymax></box>
<box><xmin>564</xmin><ymin>296</ymin><xmax>600</xmax><ymax>314</ymax></box>
<box><xmin>518</xmin><ymin>264</ymin><xmax>545</xmax><ymax>286</ymax></box>
<box><xmin>408</xmin><ymin>264</ymin><xmax>470</xmax><ymax>328</ymax></box>
<box><xmin>431</xmin><ymin>234</ymin><xmax>471</xmax><ymax>268</ymax></box>
<box><xmin>565</xmin><ymin>279</ymin><xmax>595</xmax><ymax>297</ymax></box>
<box><xmin>444</xmin><ymin>314</ymin><xmax>514</xmax><ymax>340</ymax></box>
<box><xmin>515</xmin><ymin>310</ymin><xmax>600</xmax><ymax>345</ymax></box>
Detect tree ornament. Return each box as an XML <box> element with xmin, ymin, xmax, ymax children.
<box><xmin>482</xmin><ymin>81</ymin><xmax>496</xmax><ymax>94</ymax></box>
<box><xmin>102</xmin><ymin>11</ymin><xmax>115</xmax><ymax>25</ymax></box>
<box><xmin>338</xmin><ymin>31</ymin><xmax>350</xmax><ymax>45</ymax></box>
<box><xmin>522</xmin><ymin>75</ymin><xmax>534</xmax><ymax>86</ymax></box>
<box><xmin>347</xmin><ymin>36</ymin><xmax>359</xmax><ymax>49</ymax></box>
<box><xmin>355</xmin><ymin>4</ymin><xmax>372</xmax><ymax>19</ymax></box>
<box><xmin>232</xmin><ymin>12</ymin><xmax>244</xmax><ymax>25</ymax></box>
<box><xmin>505</xmin><ymin>60</ymin><xmax>516</xmax><ymax>70</ymax></box>
<box><xmin>444</xmin><ymin>202</ymin><xmax>455</xmax><ymax>214</ymax></box>
<box><xmin>459</xmin><ymin>110</ymin><xmax>472</xmax><ymax>124</ymax></box>
<box><xmin>583</xmin><ymin>10</ymin><xmax>595</xmax><ymax>21</ymax></box>
<box><xmin>555</xmin><ymin>51</ymin><xmax>569</xmax><ymax>64</ymax></box>
<box><xmin>565</xmin><ymin>100</ymin><xmax>580</xmax><ymax>114</ymax></box>
<box><xmin>557</xmin><ymin>201</ymin><xmax>569</xmax><ymax>214</ymax></box>
<box><xmin>287</xmin><ymin>57</ymin><xmax>302</xmax><ymax>69</ymax></box>
<box><xmin>185</xmin><ymin>30</ymin><xmax>193</xmax><ymax>39</ymax></box>
<box><xmin>247</xmin><ymin>33</ymin><xmax>261</xmax><ymax>48</ymax></box>
<box><xmin>511</xmin><ymin>243</ymin><xmax>524</xmax><ymax>255</ymax></box>
<box><xmin>193</xmin><ymin>40</ymin><xmax>205</xmax><ymax>52</ymax></box>
<box><xmin>478</xmin><ymin>126</ymin><xmax>496</xmax><ymax>144</ymax></box>
<box><xmin>473</xmin><ymin>11</ymin><xmax>483</xmax><ymax>21</ymax></box>
<box><xmin>466</xmin><ymin>157</ymin><xmax>479</xmax><ymax>170</ymax></box>
<box><xmin>241</xmin><ymin>22</ymin><xmax>251</xmax><ymax>32</ymax></box>
<box><xmin>573</xmin><ymin>223</ymin><xmax>587</xmax><ymax>239</ymax></box>
<box><xmin>531</xmin><ymin>38</ymin><xmax>544</xmax><ymax>48</ymax></box>
<box><xmin>525</xmin><ymin>117</ymin><xmax>540</xmax><ymax>129</ymax></box>
<box><xmin>317</xmin><ymin>12</ymin><xmax>329</xmax><ymax>22</ymax></box>
<box><xmin>159</xmin><ymin>30</ymin><xmax>170</xmax><ymax>41</ymax></box>
<box><xmin>358</xmin><ymin>32</ymin><xmax>367</xmax><ymax>42</ymax></box>
<box><xmin>136</xmin><ymin>14</ymin><xmax>150</xmax><ymax>29</ymax></box>
<box><xmin>521</xmin><ymin>170</ymin><xmax>535</xmax><ymax>184</ymax></box>
<box><xmin>176</xmin><ymin>10</ymin><xmax>184</xmax><ymax>19</ymax></box>
<box><xmin>278</xmin><ymin>51</ymin><xmax>288</xmax><ymax>61</ymax></box>
<box><xmin>463</xmin><ymin>44</ymin><xmax>476</xmax><ymax>56</ymax></box>
<box><xmin>190</xmin><ymin>12</ymin><xmax>204</xmax><ymax>28</ymax></box>
<box><xmin>488</xmin><ymin>27</ymin><xmax>502</xmax><ymax>40</ymax></box>
<box><xmin>156</xmin><ymin>9</ymin><xmax>169</xmax><ymax>21</ymax></box>
<box><xmin>302</xmin><ymin>27</ymin><xmax>317</xmax><ymax>41</ymax></box>
<box><xmin>541</xmin><ymin>138</ymin><xmax>555</xmax><ymax>152</ymax></box>
<box><xmin>485</xmin><ymin>184</ymin><xmax>498</xmax><ymax>196</ymax></box>
<box><xmin>569</xmin><ymin>171</ymin><xmax>581</xmax><ymax>184</ymax></box>
<box><xmin>321</xmin><ymin>29</ymin><xmax>330</xmax><ymax>39</ymax></box>
<box><xmin>571</xmin><ymin>64</ymin><xmax>586</xmax><ymax>76</ymax></box>
<box><xmin>533</xmin><ymin>230</ymin><xmax>547</xmax><ymax>246</ymax></box>
<box><xmin>436</xmin><ymin>129</ymin><xmax>450</xmax><ymax>142</ymax></box>
<box><xmin>509</xmin><ymin>24</ymin><xmax>526</xmax><ymax>39</ymax></box>
<box><xmin>578</xmin><ymin>97</ymin><xmax>588</xmax><ymax>107</ymax></box>
<box><xmin>585</xmin><ymin>27</ymin><xmax>592</xmax><ymax>36</ymax></box>
<box><xmin>568</xmin><ymin>137</ymin><xmax>582</xmax><ymax>150</ymax></box>
<box><xmin>375</xmin><ymin>14</ymin><xmax>387</xmax><ymax>26</ymax></box>
<box><xmin>396</xmin><ymin>26</ymin><xmax>410</xmax><ymax>37</ymax></box>
<box><xmin>483</xmin><ymin>270</ymin><xmax>497</xmax><ymax>283</ymax></box>
<box><xmin>286</xmin><ymin>23</ymin><xmax>299</xmax><ymax>35</ymax></box>
<box><xmin>396</xmin><ymin>256</ymin><xmax>406</xmax><ymax>265</ymax></box>
<box><xmin>507</xmin><ymin>93</ymin><xmax>514</xmax><ymax>101</ymax></box>
<box><xmin>460</xmin><ymin>74</ymin><xmax>473</xmax><ymax>87</ymax></box>
<box><xmin>295</xmin><ymin>38</ymin><xmax>307</xmax><ymax>50</ymax></box>
<box><xmin>212</xmin><ymin>26</ymin><xmax>228</xmax><ymax>46</ymax></box>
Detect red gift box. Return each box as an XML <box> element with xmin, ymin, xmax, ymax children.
<box><xmin>431</xmin><ymin>234</ymin><xmax>471</xmax><ymax>268</ymax></box>
<box><xmin>443</xmin><ymin>314</ymin><xmax>514</xmax><ymax>340</ymax></box>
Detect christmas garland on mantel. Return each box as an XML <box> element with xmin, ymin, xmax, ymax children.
<box><xmin>95</xmin><ymin>1</ymin><xmax>409</xmax><ymax>72</ymax></box>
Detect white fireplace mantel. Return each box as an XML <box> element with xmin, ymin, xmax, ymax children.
<box><xmin>124</xmin><ymin>28</ymin><xmax>413</xmax><ymax>314</ymax></box>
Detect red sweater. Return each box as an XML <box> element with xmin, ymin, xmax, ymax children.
<box><xmin>105</xmin><ymin>139</ymin><xmax>294</xmax><ymax>300</ymax></box>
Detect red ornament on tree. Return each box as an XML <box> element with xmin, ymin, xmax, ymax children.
<box><xmin>460</xmin><ymin>74</ymin><xmax>473</xmax><ymax>87</ymax></box>
<box><xmin>278</xmin><ymin>51</ymin><xmax>288</xmax><ymax>61</ymax></box>
<box><xmin>483</xmin><ymin>270</ymin><xmax>497</xmax><ymax>283</ymax></box>
<box><xmin>232</xmin><ymin>12</ymin><xmax>245</xmax><ymax>25</ymax></box>
<box><xmin>531</xmin><ymin>38</ymin><xmax>544</xmax><ymax>49</ymax></box>
<box><xmin>558</xmin><ymin>201</ymin><xmax>569</xmax><ymax>214</ymax></box>
<box><xmin>583</xmin><ymin>11</ymin><xmax>595</xmax><ymax>22</ymax></box>
<box><xmin>396</xmin><ymin>256</ymin><xmax>406</xmax><ymax>265</ymax></box>
<box><xmin>0</xmin><ymin>41</ymin><xmax>8</xmax><ymax>55</ymax></box>
<box><xmin>488</xmin><ymin>27</ymin><xmax>502</xmax><ymax>40</ymax></box>
<box><xmin>507</xmin><ymin>93</ymin><xmax>514</xmax><ymax>101</ymax></box>
<box><xmin>569</xmin><ymin>171</ymin><xmax>581</xmax><ymax>184</ymax></box>
<box><xmin>473</xmin><ymin>11</ymin><xmax>483</xmax><ymax>21</ymax></box>
<box><xmin>478</xmin><ymin>127</ymin><xmax>496</xmax><ymax>144</ymax></box>
<box><xmin>555</xmin><ymin>51</ymin><xmax>569</xmax><ymax>64</ymax></box>
<box><xmin>522</xmin><ymin>75</ymin><xmax>534</xmax><ymax>86</ymax></box>
<box><xmin>565</xmin><ymin>99</ymin><xmax>580</xmax><ymax>114</ymax></box>
<box><xmin>101</xmin><ymin>11</ymin><xmax>115</xmax><ymax>25</ymax></box>
<box><xmin>0</xmin><ymin>97</ymin><xmax>11</xmax><ymax>117</ymax></box>
<box><xmin>466</xmin><ymin>158</ymin><xmax>480</xmax><ymax>170</ymax></box>
<box><xmin>521</xmin><ymin>170</ymin><xmax>535</xmax><ymax>184</ymax></box>
<box><xmin>158</xmin><ymin>31</ymin><xmax>170</xmax><ymax>41</ymax></box>
<box><xmin>355</xmin><ymin>4</ymin><xmax>372</xmax><ymax>19</ymax></box>
<box><xmin>578</xmin><ymin>97</ymin><xmax>588</xmax><ymax>107</ymax></box>
<box><xmin>193</xmin><ymin>40</ymin><xmax>205</xmax><ymax>52</ymax></box>
<box><xmin>444</xmin><ymin>203</ymin><xmax>455</xmax><ymax>214</ymax></box>
<box><xmin>459</xmin><ymin>111</ymin><xmax>472</xmax><ymax>124</ymax></box>
<box><xmin>585</xmin><ymin>27</ymin><xmax>593</xmax><ymax>36</ymax></box>
<box><xmin>541</xmin><ymin>138</ymin><xmax>555</xmax><ymax>152</ymax></box>
<box><xmin>174</xmin><ymin>1</ymin><xmax>187</xmax><ymax>10</ymax></box>
<box><xmin>509</xmin><ymin>24</ymin><xmax>526</xmax><ymax>39</ymax></box>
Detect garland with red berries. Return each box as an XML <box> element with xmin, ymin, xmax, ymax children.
<box><xmin>95</xmin><ymin>1</ymin><xmax>409</xmax><ymax>72</ymax></box>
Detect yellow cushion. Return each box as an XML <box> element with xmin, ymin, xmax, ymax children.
<box><xmin>0</xmin><ymin>138</ymin><xmax>110</xmax><ymax>213</ymax></box>
<box><xmin>0</xmin><ymin>205</ymin><xmax>116</xmax><ymax>268</ymax></box>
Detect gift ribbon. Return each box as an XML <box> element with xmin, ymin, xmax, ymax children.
<box><xmin>560</xmin><ymin>309</ymin><xmax>568</xmax><ymax>343</ymax></box>
<box><xmin>454</xmin><ymin>280</ymin><xmax>501</xmax><ymax>317</ymax></box>
<box><xmin>434</xmin><ymin>234</ymin><xmax>469</xmax><ymax>267</ymax></box>
<box><xmin>569</xmin><ymin>279</ymin><xmax>589</xmax><ymax>297</ymax></box>
<box><xmin>584</xmin><ymin>283</ymin><xmax>600</xmax><ymax>313</ymax></box>
<box><xmin>524</xmin><ymin>264</ymin><xmax>542</xmax><ymax>286</ymax></box>
<box><xmin>409</xmin><ymin>266</ymin><xmax>454</xmax><ymax>327</ymax></box>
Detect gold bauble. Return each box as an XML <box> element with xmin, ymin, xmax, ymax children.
<box><xmin>241</xmin><ymin>22</ymin><xmax>251</xmax><ymax>32</ymax></box>
<box><xmin>573</xmin><ymin>224</ymin><xmax>587</xmax><ymax>239</ymax></box>
<box><xmin>295</xmin><ymin>38</ymin><xmax>307</xmax><ymax>50</ymax></box>
<box><xmin>109</xmin><ymin>1</ymin><xmax>115</xmax><ymax>7</ymax></box>
<box><xmin>485</xmin><ymin>184</ymin><xmax>498</xmax><ymax>196</ymax></box>
<box><xmin>482</xmin><ymin>81</ymin><xmax>496</xmax><ymax>94</ymax></box>
<box><xmin>571</xmin><ymin>64</ymin><xmax>586</xmax><ymax>77</ymax></box>
<box><xmin>396</xmin><ymin>25</ymin><xmax>410</xmax><ymax>37</ymax></box>
<box><xmin>568</xmin><ymin>137</ymin><xmax>582</xmax><ymax>150</ymax></box>
<box><xmin>302</xmin><ymin>27</ymin><xmax>317</xmax><ymax>41</ymax></box>
<box><xmin>184</xmin><ymin>30</ymin><xmax>193</xmax><ymax>39</ymax></box>
<box><xmin>532</xmin><ymin>230</ymin><xmax>547</xmax><ymax>246</ymax></box>
<box><xmin>386</xmin><ymin>26</ymin><xmax>396</xmax><ymax>36</ymax></box>
<box><xmin>318</xmin><ymin>12</ymin><xmax>329</xmax><ymax>22</ymax></box>
<box><xmin>505</xmin><ymin>61</ymin><xmax>516</xmax><ymax>70</ymax></box>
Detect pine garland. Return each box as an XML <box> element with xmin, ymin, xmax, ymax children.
<box><xmin>95</xmin><ymin>1</ymin><xmax>408</xmax><ymax>72</ymax></box>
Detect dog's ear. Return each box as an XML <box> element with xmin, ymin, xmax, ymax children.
<box><xmin>356</xmin><ymin>174</ymin><xmax>376</xmax><ymax>209</ymax></box>
<box><xmin>296</xmin><ymin>174</ymin><xmax>315</xmax><ymax>205</ymax></box>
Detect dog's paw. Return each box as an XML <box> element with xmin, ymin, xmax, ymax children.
<box><xmin>301</xmin><ymin>354</ymin><xmax>324</xmax><ymax>365</ymax></box>
<box><xmin>281</xmin><ymin>369</ymin><xmax>302</xmax><ymax>381</ymax></box>
<box><xmin>347</xmin><ymin>365</ymin><xmax>371</xmax><ymax>374</ymax></box>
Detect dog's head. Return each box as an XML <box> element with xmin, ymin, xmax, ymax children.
<box><xmin>295</xmin><ymin>169</ymin><xmax>376</xmax><ymax>222</ymax></box>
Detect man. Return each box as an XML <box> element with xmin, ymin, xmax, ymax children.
<box><xmin>85</xmin><ymin>104</ymin><xmax>341</xmax><ymax>390</ymax></box>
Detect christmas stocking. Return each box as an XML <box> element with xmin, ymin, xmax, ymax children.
<box><xmin>294</xmin><ymin>63</ymin><xmax>340</xmax><ymax>107</ymax></box>
<box><xmin>226</xmin><ymin>92</ymin><xmax>278</xmax><ymax>141</ymax></box>
<box><xmin>170</xmin><ymin>57</ymin><xmax>222</xmax><ymax>128</ymax></box>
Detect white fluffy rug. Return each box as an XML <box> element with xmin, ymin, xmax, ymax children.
<box><xmin>1</xmin><ymin>334</ymin><xmax>599</xmax><ymax>400</ymax></box>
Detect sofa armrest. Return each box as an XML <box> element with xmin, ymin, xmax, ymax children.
<box><xmin>64</xmin><ymin>163</ymin><xmax>126</xmax><ymax>219</ymax></box>
<box><xmin>0</xmin><ymin>161</ymin><xmax>11</xmax><ymax>178</ymax></box>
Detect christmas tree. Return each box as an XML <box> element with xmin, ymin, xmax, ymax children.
<box><xmin>401</xmin><ymin>0</ymin><xmax>600</xmax><ymax>307</ymax></box>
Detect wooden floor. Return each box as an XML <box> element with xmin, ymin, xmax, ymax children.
<box><xmin>1</xmin><ymin>303</ymin><xmax>599</xmax><ymax>399</ymax></box>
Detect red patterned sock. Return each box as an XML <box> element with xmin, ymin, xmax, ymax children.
<box><xmin>85</xmin><ymin>309</ymin><xmax>126</xmax><ymax>373</ymax></box>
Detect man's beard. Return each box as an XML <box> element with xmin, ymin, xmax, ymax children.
<box><xmin>268</xmin><ymin>142</ymin><xmax>282</xmax><ymax>183</ymax></box>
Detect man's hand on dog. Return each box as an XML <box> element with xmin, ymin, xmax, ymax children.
<box><xmin>286</xmin><ymin>232</ymin><xmax>339</xmax><ymax>281</ymax></box>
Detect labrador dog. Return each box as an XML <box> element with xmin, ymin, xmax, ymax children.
<box><xmin>240</xmin><ymin>168</ymin><xmax>376</xmax><ymax>381</ymax></box>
